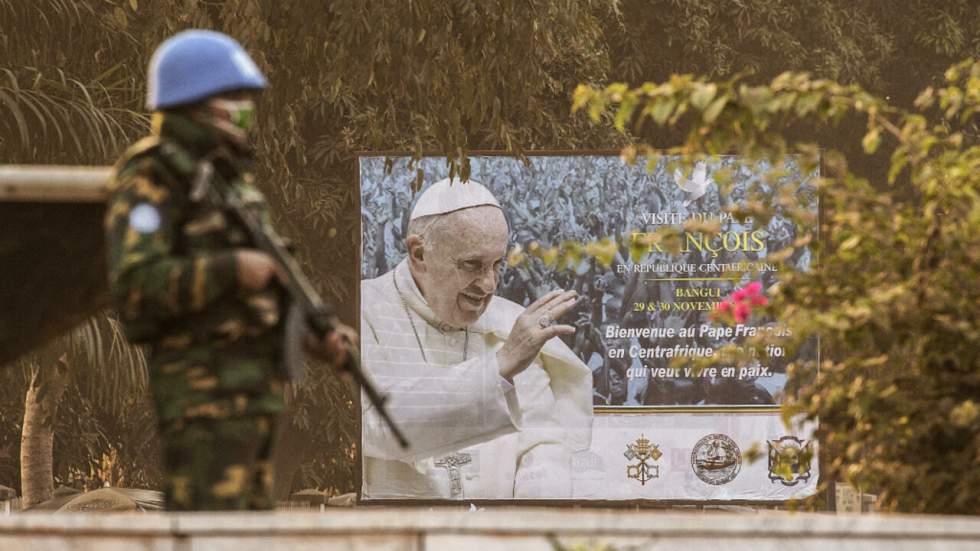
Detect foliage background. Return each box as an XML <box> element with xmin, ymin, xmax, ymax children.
<box><xmin>1</xmin><ymin>0</ymin><xmax>977</xmax><ymax>505</ymax></box>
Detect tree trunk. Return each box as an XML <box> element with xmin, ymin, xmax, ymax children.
<box><xmin>20</xmin><ymin>354</ymin><xmax>68</xmax><ymax>508</ymax></box>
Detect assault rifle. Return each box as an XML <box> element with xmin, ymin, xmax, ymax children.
<box><xmin>194</xmin><ymin>160</ymin><xmax>409</xmax><ymax>449</ymax></box>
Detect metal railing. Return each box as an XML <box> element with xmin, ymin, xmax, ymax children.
<box><xmin>0</xmin><ymin>165</ymin><xmax>112</xmax><ymax>202</ymax></box>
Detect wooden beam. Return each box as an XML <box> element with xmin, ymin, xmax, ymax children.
<box><xmin>0</xmin><ymin>165</ymin><xmax>112</xmax><ymax>203</ymax></box>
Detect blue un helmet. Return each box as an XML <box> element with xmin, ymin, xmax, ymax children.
<box><xmin>146</xmin><ymin>30</ymin><xmax>267</xmax><ymax>110</ymax></box>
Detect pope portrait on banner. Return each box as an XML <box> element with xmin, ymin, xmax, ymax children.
<box><xmin>360</xmin><ymin>177</ymin><xmax>594</xmax><ymax>499</ymax></box>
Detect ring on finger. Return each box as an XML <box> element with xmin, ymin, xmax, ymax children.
<box><xmin>537</xmin><ymin>314</ymin><xmax>554</xmax><ymax>329</ymax></box>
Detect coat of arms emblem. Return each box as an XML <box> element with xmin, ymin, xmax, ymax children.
<box><xmin>767</xmin><ymin>436</ymin><xmax>813</xmax><ymax>486</ymax></box>
<box><xmin>624</xmin><ymin>434</ymin><xmax>662</xmax><ymax>485</ymax></box>
<box><xmin>691</xmin><ymin>434</ymin><xmax>741</xmax><ymax>485</ymax></box>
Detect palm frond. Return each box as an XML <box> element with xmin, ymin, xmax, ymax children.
<box><xmin>63</xmin><ymin>312</ymin><xmax>148</xmax><ymax>416</ymax></box>
<box><xmin>0</xmin><ymin>67</ymin><xmax>147</xmax><ymax>162</ymax></box>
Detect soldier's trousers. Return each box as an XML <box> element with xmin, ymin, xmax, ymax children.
<box><xmin>158</xmin><ymin>413</ymin><xmax>278</xmax><ymax>511</ymax></box>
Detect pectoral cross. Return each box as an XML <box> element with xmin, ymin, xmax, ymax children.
<box><xmin>435</xmin><ymin>452</ymin><xmax>472</xmax><ymax>498</ymax></box>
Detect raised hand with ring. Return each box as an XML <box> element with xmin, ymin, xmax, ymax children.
<box><xmin>497</xmin><ymin>289</ymin><xmax>579</xmax><ymax>381</ymax></box>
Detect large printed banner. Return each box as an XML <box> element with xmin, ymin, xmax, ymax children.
<box><xmin>358</xmin><ymin>153</ymin><xmax>818</xmax><ymax>501</ymax></box>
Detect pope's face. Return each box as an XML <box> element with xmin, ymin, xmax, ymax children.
<box><xmin>415</xmin><ymin>206</ymin><xmax>509</xmax><ymax>328</ymax></box>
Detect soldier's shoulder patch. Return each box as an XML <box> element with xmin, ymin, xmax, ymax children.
<box><xmin>129</xmin><ymin>203</ymin><xmax>162</xmax><ymax>234</ymax></box>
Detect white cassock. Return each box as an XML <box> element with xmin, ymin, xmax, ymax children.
<box><xmin>360</xmin><ymin>259</ymin><xmax>593</xmax><ymax>499</ymax></box>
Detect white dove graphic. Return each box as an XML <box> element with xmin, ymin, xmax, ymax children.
<box><xmin>673</xmin><ymin>161</ymin><xmax>713</xmax><ymax>206</ymax></box>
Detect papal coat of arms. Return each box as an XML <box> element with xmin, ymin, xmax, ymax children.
<box><xmin>767</xmin><ymin>436</ymin><xmax>813</xmax><ymax>486</ymax></box>
<box><xmin>624</xmin><ymin>434</ymin><xmax>662</xmax><ymax>485</ymax></box>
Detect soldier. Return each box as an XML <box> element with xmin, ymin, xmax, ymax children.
<box><xmin>104</xmin><ymin>30</ymin><xmax>354</xmax><ymax>510</ymax></box>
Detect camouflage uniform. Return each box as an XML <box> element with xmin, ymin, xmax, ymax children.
<box><xmin>105</xmin><ymin>112</ymin><xmax>286</xmax><ymax>510</ymax></box>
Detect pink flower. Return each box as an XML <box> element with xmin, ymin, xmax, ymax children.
<box><xmin>731</xmin><ymin>288</ymin><xmax>748</xmax><ymax>302</ymax></box>
<box><xmin>733</xmin><ymin>302</ymin><xmax>750</xmax><ymax>323</ymax></box>
<box><xmin>745</xmin><ymin>281</ymin><xmax>763</xmax><ymax>297</ymax></box>
<box><xmin>716</xmin><ymin>300</ymin><xmax>732</xmax><ymax>313</ymax></box>
<box><xmin>750</xmin><ymin>295</ymin><xmax>769</xmax><ymax>307</ymax></box>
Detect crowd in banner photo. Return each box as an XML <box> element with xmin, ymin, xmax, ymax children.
<box><xmin>360</xmin><ymin>155</ymin><xmax>815</xmax><ymax>409</ymax></box>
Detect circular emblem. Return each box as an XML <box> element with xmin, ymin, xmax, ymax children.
<box><xmin>129</xmin><ymin>203</ymin><xmax>161</xmax><ymax>234</ymax></box>
<box><xmin>691</xmin><ymin>433</ymin><xmax>741</xmax><ymax>485</ymax></box>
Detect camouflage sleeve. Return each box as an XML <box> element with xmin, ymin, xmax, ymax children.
<box><xmin>105</xmin><ymin>158</ymin><xmax>238</xmax><ymax>339</ymax></box>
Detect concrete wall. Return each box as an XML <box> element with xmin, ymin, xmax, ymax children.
<box><xmin>1</xmin><ymin>508</ymin><xmax>978</xmax><ymax>551</ymax></box>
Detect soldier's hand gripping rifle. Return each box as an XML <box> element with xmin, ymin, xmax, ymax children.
<box><xmin>193</xmin><ymin>161</ymin><xmax>410</xmax><ymax>449</ymax></box>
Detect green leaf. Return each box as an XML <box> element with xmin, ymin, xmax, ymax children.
<box><xmin>584</xmin><ymin>238</ymin><xmax>617</xmax><ymax>267</ymax></box>
<box><xmin>913</xmin><ymin>87</ymin><xmax>934</xmax><ymax>110</ymax></box>
<box><xmin>690</xmin><ymin>82</ymin><xmax>717</xmax><ymax>110</ymax></box>
<box><xmin>570</xmin><ymin>84</ymin><xmax>592</xmax><ymax>113</ymax></box>
<box><xmin>113</xmin><ymin>7</ymin><xmax>128</xmax><ymax>28</ymax></box>
<box><xmin>703</xmin><ymin>96</ymin><xmax>728</xmax><ymax>123</ymax></box>
<box><xmin>795</xmin><ymin>91</ymin><xmax>822</xmax><ymax>115</ymax></box>
<box><xmin>605</xmin><ymin>82</ymin><xmax>629</xmax><ymax>101</ymax></box>
<box><xmin>614</xmin><ymin>95</ymin><xmax>637</xmax><ymax>132</ymax></box>
<box><xmin>861</xmin><ymin>128</ymin><xmax>881</xmax><ymax>154</ymax></box>
<box><xmin>839</xmin><ymin>235</ymin><xmax>861</xmax><ymax>251</ymax></box>
<box><xmin>740</xmin><ymin>85</ymin><xmax>773</xmax><ymax>115</ymax></box>
<box><xmin>771</xmin><ymin>71</ymin><xmax>794</xmax><ymax>91</ymax></box>
<box><xmin>650</xmin><ymin>97</ymin><xmax>676</xmax><ymax>124</ymax></box>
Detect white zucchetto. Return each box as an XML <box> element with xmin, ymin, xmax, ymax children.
<box><xmin>409</xmin><ymin>177</ymin><xmax>501</xmax><ymax>221</ymax></box>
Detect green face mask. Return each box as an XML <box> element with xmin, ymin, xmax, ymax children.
<box><xmin>209</xmin><ymin>98</ymin><xmax>256</xmax><ymax>131</ymax></box>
